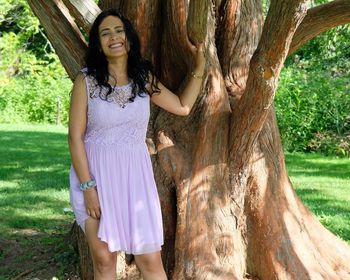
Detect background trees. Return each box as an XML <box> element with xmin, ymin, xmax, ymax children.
<box><xmin>0</xmin><ymin>0</ymin><xmax>71</xmax><ymax>124</ymax></box>
<box><xmin>1</xmin><ymin>0</ymin><xmax>348</xmax><ymax>155</ymax></box>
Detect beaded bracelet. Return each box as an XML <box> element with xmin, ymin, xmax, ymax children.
<box><xmin>79</xmin><ymin>179</ymin><xmax>97</xmax><ymax>191</ymax></box>
<box><xmin>191</xmin><ymin>71</ymin><xmax>204</xmax><ymax>79</ymax></box>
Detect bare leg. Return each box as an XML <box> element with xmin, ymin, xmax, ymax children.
<box><xmin>134</xmin><ymin>251</ymin><xmax>167</xmax><ymax>280</ymax></box>
<box><xmin>85</xmin><ymin>218</ymin><xmax>117</xmax><ymax>280</ymax></box>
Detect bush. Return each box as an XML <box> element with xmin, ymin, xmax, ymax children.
<box><xmin>0</xmin><ymin>1</ymin><xmax>72</xmax><ymax>125</ymax></box>
<box><xmin>275</xmin><ymin>63</ymin><xmax>350</xmax><ymax>157</ymax></box>
<box><xmin>0</xmin><ymin>68</ymin><xmax>71</xmax><ymax>125</ymax></box>
<box><xmin>307</xmin><ymin>132</ymin><xmax>350</xmax><ymax>157</ymax></box>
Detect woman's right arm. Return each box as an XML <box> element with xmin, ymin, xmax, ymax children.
<box><xmin>68</xmin><ymin>73</ymin><xmax>101</xmax><ymax>219</ymax></box>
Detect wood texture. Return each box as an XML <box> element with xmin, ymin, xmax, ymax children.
<box><xmin>229</xmin><ymin>0</ymin><xmax>308</xmax><ymax>169</ymax></box>
<box><xmin>62</xmin><ymin>0</ymin><xmax>101</xmax><ymax>33</ymax></box>
<box><xmin>98</xmin><ymin>0</ymin><xmax>121</xmax><ymax>10</ymax></box>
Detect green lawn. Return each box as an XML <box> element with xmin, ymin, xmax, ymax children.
<box><xmin>286</xmin><ymin>153</ymin><xmax>350</xmax><ymax>243</ymax></box>
<box><xmin>0</xmin><ymin>123</ymin><xmax>349</xmax><ymax>278</ymax></box>
<box><xmin>0</xmin><ymin>124</ymin><xmax>71</xmax><ymax>237</ymax></box>
<box><xmin>0</xmin><ymin>123</ymin><xmax>76</xmax><ymax>279</ymax></box>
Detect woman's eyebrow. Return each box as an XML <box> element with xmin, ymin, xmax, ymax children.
<box><xmin>99</xmin><ymin>25</ymin><xmax>123</xmax><ymax>33</ymax></box>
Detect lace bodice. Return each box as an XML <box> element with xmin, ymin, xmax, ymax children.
<box><xmin>81</xmin><ymin>69</ymin><xmax>150</xmax><ymax>146</ymax></box>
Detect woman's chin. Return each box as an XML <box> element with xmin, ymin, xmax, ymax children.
<box><xmin>106</xmin><ymin>51</ymin><xmax>128</xmax><ymax>60</ymax></box>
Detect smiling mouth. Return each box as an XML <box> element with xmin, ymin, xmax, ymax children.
<box><xmin>109</xmin><ymin>43</ymin><xmax>123</xmax><ymax>49</ymax></box>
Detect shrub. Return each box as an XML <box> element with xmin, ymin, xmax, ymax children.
<box><xmin>275</xmin><ymin>63</ymin><xmax>350</xmax><ymax>157</ymax></box>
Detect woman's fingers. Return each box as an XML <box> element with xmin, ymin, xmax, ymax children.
<box><xmin>192</xmin><ymin>42</ymin><xmax>206</xmax><ymax>71</ymax></box>
<box><xmin>84</xmin><ymin>187</ymin><xmax>100</xmax><ymax>219</ymax></box>
<box><xmin>87</xmin><ymin>207</ymin><xmax>100</xmax><ymax>219</ymax></box>
<box><xmin>94</xmin><ymin>207</ymin><xmax>101</xmax><ymax>219</ymax></box>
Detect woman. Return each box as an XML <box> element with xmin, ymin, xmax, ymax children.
<box><xmin>68</xmin><ymin>9</ymin><xmax>205</xmax><ymax>280</ymax></box>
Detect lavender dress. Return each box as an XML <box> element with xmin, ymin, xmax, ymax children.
<box><xmin>69</xmin><ymin>69</ymin><xmax>164</xmax><ymax>255</ymax></box>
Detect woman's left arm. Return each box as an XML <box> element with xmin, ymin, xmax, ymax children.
<box><xmin>150</xmin><ymin>43</ymin><xmax>206</xmax><ymax>116</ymax></box>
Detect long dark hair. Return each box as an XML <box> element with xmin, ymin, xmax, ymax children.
<box><xmin>85</xmin><ymin>9</ymin><xmax>159</xmax><ymax>102</ymax></box>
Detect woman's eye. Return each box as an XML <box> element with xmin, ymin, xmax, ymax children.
<box><xmin>116</xmin><ymin>29</ymin><xmax>124</xmax><ymax>33</ymax></box>
<box><xmin>102</xmin><ymin>32</ymin><xmax>110</xmax><ymax>36</ymax></box>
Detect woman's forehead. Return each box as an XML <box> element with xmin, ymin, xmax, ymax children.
<box><xmin>99</xmin><ymin>16</ymin><xmax>124</xmax><ymax>30</ymax></box>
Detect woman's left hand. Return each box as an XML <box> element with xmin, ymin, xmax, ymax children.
<box><xmin>190</xmin><ymin>42</ymin><xmax>206</xmax><ymax>74</ymax></box>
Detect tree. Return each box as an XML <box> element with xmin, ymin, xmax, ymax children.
<box><xmin>27</xmin><ymin>0</ymin><xmax>350</xmax><ymax>279</ymax></box>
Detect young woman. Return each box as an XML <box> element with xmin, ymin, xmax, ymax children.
<box><xmin>68</xmin><ymin>9</ymin><xmax>205</xmax><ymax>280</ymax></box>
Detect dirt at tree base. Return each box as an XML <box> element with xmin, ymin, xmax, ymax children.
<box><xmin>0</xmin><ymin>227</ymin><xmax>79</xmax><ymax>280</ymax></box>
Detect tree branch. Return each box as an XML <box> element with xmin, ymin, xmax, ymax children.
<box><xmin>98</xmin><ymin>0</ymin><xmax>121</xmax><ymax>10</ymax></box>
<box><xmin>289</xmin><ymin>0</ymin><xmax>350</xmax><ymax>55</ymax></box>
<box><xmin>187</xmin><ymin>0</ymin><xmax>208</xmax><ymax>44</ymax></box>
<box><xmin>62</xmin><ymin>0</ymin><xmax>101</xmax><ymax>33</ymax></box>
<box><xmin>229</xmin><ymin>0</ymin><xmax>308</xmax><ymax>169</ymax></box>
<box><xmin>27</xmin><ymin>0</ymin><xmax>87</xmax><ymax>80</ymax></box>
<box><xmin>216</xmin><ymin>0</ymin><xmax>263</xmax><ymax>99</ymax></box>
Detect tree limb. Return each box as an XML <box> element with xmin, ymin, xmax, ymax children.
<box><xmin>229</xmin><ymin>0</ymin><xmax>308</xmax><ymax>169</ymax></box>
<box><xmin>27</xmin><ymin>0</ymin><xmax>87</xmax><ymax>79</ymax></box>
<box><xmin>289</xmin><ymin>0</ymin><xmax>350</xmax><ymax>55</ymax></box>
<box><xmin>216</xmin><ymin>0</ymin><xmax>263</xmax><ymax>99</ymax></box>
<box><xmin>187</xmin><ymin>0</ymin><xmax>208</xmax><ymax>44</ymax></box>
<box><xmin>62</xmin><ymin>0</ymin><xmax>101</xmax><ymax>33</ymax></box>
<box><xmin>98</xmin><ymin>0</ymin><xmax>121</xmax><ymax>10</ymax></box>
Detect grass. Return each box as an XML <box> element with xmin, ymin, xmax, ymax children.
<box><xmin>285</xmin><ymin>153</ymin><xmax>350</xmax><ymax>243</ymax></box>
<box><xmin>0</xmin><ymin>123</ymin><xmax>71</xmax><ymax>236</ymax></box>
<box><xmin>0</xmin><ymin>123</ymin><xmax>77</xmax><ymax>279</ymax></box>
<box><xmin>0</xmin><ymin>123</ymin><xmax>349</xmax><ymax>278</ymax></box>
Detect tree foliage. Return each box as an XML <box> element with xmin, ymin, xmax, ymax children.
<box><xmin>0</xmin><ymin>0</ymin><xmax>71</xmax><ymax>124</ymax></box>
<box><xmin>276</xmin><ymin>24</ymin><xmax>350</xmax><ymax>156</ymax></box>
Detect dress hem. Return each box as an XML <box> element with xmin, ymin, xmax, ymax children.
<box><xmin>77</xmin><ymin>218</ymin><xmax>164</xmax><ymax>255</ymax></box>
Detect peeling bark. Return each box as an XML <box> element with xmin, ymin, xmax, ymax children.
<box><xmin>28</xmin><ymin>0</ymin><xmax>350</xmax><ymax>279</ymax></box>
<box><xmin>62</xmin><ymin>0</ymin><xmax>101</xmax><ymax>33</ymax></box>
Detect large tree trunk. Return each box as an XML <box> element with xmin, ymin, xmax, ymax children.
<box><xmin>27</xmin><ymin>0</ymin><xmax>350</xmax><ymax>279</ymax></box>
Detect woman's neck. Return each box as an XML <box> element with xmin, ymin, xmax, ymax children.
<box><xmin>107</xmin><ymin>57</ymin><xmax>129</xmax><ymax>85</ymax></box>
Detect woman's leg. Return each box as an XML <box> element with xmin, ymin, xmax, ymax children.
<box><xmin>85</xmin><ymin>218</ymin><xmax>117</xmax><ymax>280</ymax></box>
<box><xmin>134</xmin><ymin>251</ymin><xmax>167</xmax><ymax>280</ymax></box>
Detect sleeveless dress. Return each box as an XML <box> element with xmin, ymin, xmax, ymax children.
<box><xmin>69</xmin><ymin>69</ymin><xmax>164</xmax><ymax>255</ymax></box>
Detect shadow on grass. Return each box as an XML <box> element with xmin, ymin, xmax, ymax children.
<box><xmin>295</xmin><ymin>188</ymin><xmax>350</xmax><ymax>242</ymax></box>
<box><xmin>285</xmin><ymin>153</ymin><xmax>350</xmax><ymax>242</ymax></box>
<box><xmin>0</xmin><ymin>130</ymin><xmax>72</xmax><ymax>234</ymax></box>
<box><xmin>285</xmin><ymin>153</ymin><xmax>350</xmax><ymax>179</ymax></box>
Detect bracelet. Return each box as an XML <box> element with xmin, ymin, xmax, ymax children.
<box><xmin>79</xmin><ymin>179</ymin><xmax>97</xmax><ymax>191</ymax></box>
<box><xmin>191</xmin><ymin>71</ymin><xmax>204</xmax><ymax>79</ymax></box>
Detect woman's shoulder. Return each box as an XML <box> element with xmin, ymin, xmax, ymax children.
<box><xmin>73</xmin><ymin>68</ymin><xmax>96</xmax><ymax>92</ymax></box>
<box><xmin>76</xmin><ymin>68</ymin><xmax>97</xmax><ymax>84</ymax></box>
<box><xmin>79</xmin><ymin>67</ymin><xmax>93</xmax><ymax>77</ymax></box>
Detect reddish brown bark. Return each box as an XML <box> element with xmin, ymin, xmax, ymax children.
<box><xmin>246</xmin><ymin>110</ymin><xmax>350</xmax><ymax>279</ymax></box>
<box><xmin>28</xmin><ymin>0</ymin><xmax>350</xmax><ymax>279</ymax></box>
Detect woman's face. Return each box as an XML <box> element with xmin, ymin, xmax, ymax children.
<box><xmin>98</xmin><ymin>16</ymin><xmax>130</xmax><ymax>59</ymax></box>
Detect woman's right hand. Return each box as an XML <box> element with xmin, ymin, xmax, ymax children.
<box><xmin>83</xmin><ymin>187</ymin><xmax>101</xmax><ymax>219</ymax></box>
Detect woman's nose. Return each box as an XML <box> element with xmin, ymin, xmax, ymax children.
<box><xmin>110</xmin><ymin>31</ymin><xmax>122</xmax><ymax>39</ymax></box>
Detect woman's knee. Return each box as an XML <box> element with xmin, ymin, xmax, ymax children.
<box><xmin>135</xmin><ymin>252</ymin><xmax>163</xmax><ymax>273</ymax></box>
<box><xmin>93</xmin><ymin>251</ymin><xmax>116</xmax><ymax>273</ymax></box>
